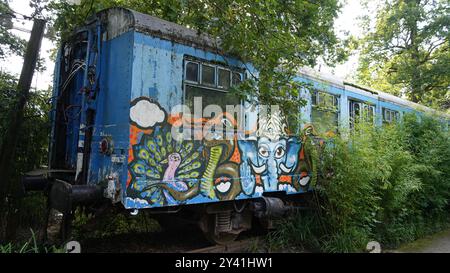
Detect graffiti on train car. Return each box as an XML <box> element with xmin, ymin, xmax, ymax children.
<box><xmin>125</xmin><ymin>97</ymin><xmax>314</xmax><ymax>208</ymax></box>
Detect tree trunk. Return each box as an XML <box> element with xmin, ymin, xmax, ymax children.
<box><xmin>0</xmin><ymin>18</ymin><xmax>46</xmax><ymax>241</ymax></box>
<box><xmin>408</xmin><ymin>0</ymin><xmax>422</xmax><ymax>103</ymax></box>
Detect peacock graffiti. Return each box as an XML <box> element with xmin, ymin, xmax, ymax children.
<box><xmin>128</xmin><ymin>125</ymin><xmax>204</xmax><ymax>206</ymax></box>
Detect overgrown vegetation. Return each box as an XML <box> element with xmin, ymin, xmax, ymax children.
<box><xmin>0</xmin><ymin>229</ymin><xmax>64</xmax><ymax>253</ymax></box>
<box><xmin>269</xmin><ymin>114</ymin><xmax>450</xmax><ymax>252</ymax></box>
<box><xmin>0</xmin><ymin>71</ymin><xmax>51</xmax><ymax>240</ymax></box>
<box><xmin>71</xmin><ymin>207</ymin><xmax>160</xmax><ymax>241</ymax></box>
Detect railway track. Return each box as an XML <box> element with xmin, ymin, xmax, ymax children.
<box><xmin>187</xmin><ymin>237</ymin><xmax>262</xmax><ymax>253</ymax></box>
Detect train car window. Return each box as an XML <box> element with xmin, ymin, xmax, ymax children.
<box><xmin>349</xmin><ymin>100</ymin><xmax>375</xmax><ymax>128</ymax></box>
<box><xmin>311</xmin><ymin>90</ymin><xmax>340</xmax><ymax>135</ymax></box>
<box><xmin>183</xmin><ymin>59</ymin><xmax>243</xmax><ymax>124</ymax></box>
<box><xmin>201</xmin><ymin>64</ymin><xmax>216</xmax><ymax>86</ymax></box>
<box><xmin>218</xmin><ymin>68</ymin><xmax>231</xmax><ymax>89</ymax></box>
<box><xmin>382</xmin><ymin>108</ymin><xmax>399</xmax><ymax>124</ymax></box>
<box><xmin>185</xmin><ymin>61</ymin><xmax>199</xmax><ymax>82</ymax></box>
<box><xmin>232</xmin><ymin>72</ymin><xmax>242</xmax><ymax>86</ymax></box>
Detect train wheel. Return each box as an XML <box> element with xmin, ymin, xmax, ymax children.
<box><xmin>200</xmin><ymin>213</ymin><xmax>239</xmax><ymax>245</ymax></box>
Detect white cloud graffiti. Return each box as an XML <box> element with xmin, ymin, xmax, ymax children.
<box><xmin>130</xmin><ymin>98</ymin><xmax>166</xmax><ymax>129</ymax></box>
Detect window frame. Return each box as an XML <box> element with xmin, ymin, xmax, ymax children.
<box><xmin>200</xmin><ymin>64</ymin><xmax>216</xmax><ymax>87</ymax></box>
<box><xmin>349</xmin><ymin>99</ymin><xmax>376</xmax><ymax>128</ymax></box>
<box><xmin>184</xmin><ymin>61</ymin><xmax>200</xmax><ymax>84</ymax></box>
<box><xmin>217</xmin><ymin>67</ymin><xmax>232</xmax><ymax>89</ymax></box>
<box><xmin>183</xmin><ymin>57</ymin><xmax>245</xmax><ymax>93</ymax></box>
<box><xmin>182</xmin><ymin>57</ymin><xmax>246</xmax><ymax>127</ymax></box>
<box><xmin>311</xmin><ymin>90</ymin><xmax>340</xmax><ymax>113</ymax></box>
<box><xmin>182</xmin><ymin>55</ymin><xmax>248</xmax><ymax>135</ymax></box>
<box><xmin>232</xmin><ymin>71</ymin><xmax>242</xmax><ymax>86</ymax></box>
<box><xmin>382</xmin><ymin>107</ymin><xmax>399</xmax><ymax>124</ymax></box>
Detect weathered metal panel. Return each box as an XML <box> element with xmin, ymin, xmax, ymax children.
<box><xmin>86</xmin><ymin>30</ymin><xmax>134</xmax><ymax>201</ymax></box>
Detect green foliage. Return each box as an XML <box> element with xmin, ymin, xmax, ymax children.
<box><xmin>0</xmin><ymin>71</ymin><xmax>50</xmax><ymax>239</ymax></box>
<box><xmin>270</xmin><ymin>114</ymin><xmax>450</xmax><ymax>252</ymax></box>
<box><xmin>0</xmin><ymin>0</ymin><xmax>26</xmax><ymax>59</ymax></box>
<box><xmin>17</xmin><ymin>193</ymin><xmax>47</xmax><ymax>231</ymax></box>
<box><xmin>266</xmin><ymin>211</ymin><xmax>322</xmax><ymax>252</ymax></box>
<box><xmin>0</xmin><ymin>0</ymin><xmax>49</xmax><ymax>70</ymax></box>
<box><xmin>356</xmin><ymin>0</ymin><xmax>450</xmax><ymax>111</ymax></box>
<box><xmin>0</xmin><ymin>72</ymin><xmax>51</xmax><ymax>183</ymax></box>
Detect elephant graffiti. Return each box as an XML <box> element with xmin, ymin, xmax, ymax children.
<box><xmin>238</xmin><ymin>136</ymin><xmax>301</xmax><ymax>195</ymax></box>
<box><xmin>237</xmin><ymin>110</ymin><xmax>302</xmax><ymax>195</ymax></box>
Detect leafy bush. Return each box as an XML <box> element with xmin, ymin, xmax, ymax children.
<box><xmin>270</xmin><ymin>113</ymin><xmax>450</xmax><ymax>252</ymax></box>
<box><xmin>266</xmin><ymin>211</ymin><xmax>322</xmax><ymax>252</ymax></box>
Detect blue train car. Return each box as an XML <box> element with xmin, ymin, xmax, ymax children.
<box><xmin>23</xmin><ymin>7</ymin><xmax>449</xmax><ymax>244</ymax></box>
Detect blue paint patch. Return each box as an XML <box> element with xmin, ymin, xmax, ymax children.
<box><xmin>148</xmin><ymin>87</ymin><xmax>158</xmax><ymax>99</ymax></box>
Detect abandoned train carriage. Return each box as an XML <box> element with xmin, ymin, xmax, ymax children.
<box><xmin>23</xmin><ymin>7</ymin><xmax>450</xmax><ymax>243</ymax></box>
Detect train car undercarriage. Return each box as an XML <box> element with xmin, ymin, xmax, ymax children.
<box><xmin>22</xmin><ymin>169</ymin><xmax>311</xmax><ymax>245</ymax></box>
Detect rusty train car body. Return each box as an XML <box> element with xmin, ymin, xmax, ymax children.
<box><xmin>23</xmin><ymin>8</ymin><xmax>450</xmax><ymax>243</ymax></box>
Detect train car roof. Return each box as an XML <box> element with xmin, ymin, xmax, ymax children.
<box><xmin>94</xmin><ymin>7</ymin><xmax>450</xmax><ymax>120</ymax></box>
<box><xmin>298</xmin><ymin>67</ymin><xmax>450</xmax><ymax>119</ymax></box>
<box><xmin>96</xmin><ymin>7</ymin><xmax>222</xmax><ymax>53</ymax></box>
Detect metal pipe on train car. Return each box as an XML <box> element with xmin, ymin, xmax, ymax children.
<box><xmin>251</xmin><ymin>197</ymin><xmax>290</xmax><ymax>218</ymax></box>
<box><xmin>49</xmin><ymin>180</ymin><xmax>104</xmax><ymax>214</ymax></box>
<box><xmin>71</xmin><ymin>185</ymin><xmax>103</xmax><ymax>204</ymax></box>
<box><xmin>21</xmin><ymin>176</ymin><xmax>49</xmax><ymax>192</ymax></box>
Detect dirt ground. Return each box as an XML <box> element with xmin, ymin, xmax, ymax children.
<box><xmin>79</xmin><ymin>228</ymin><xmax>211</xmax><ymax>253</ymax></box>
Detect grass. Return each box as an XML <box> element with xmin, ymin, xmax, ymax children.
<box><xmin>0</xmin><ymin>229</ymin><xmax>65</xmax><ymax>253</ymax></box>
